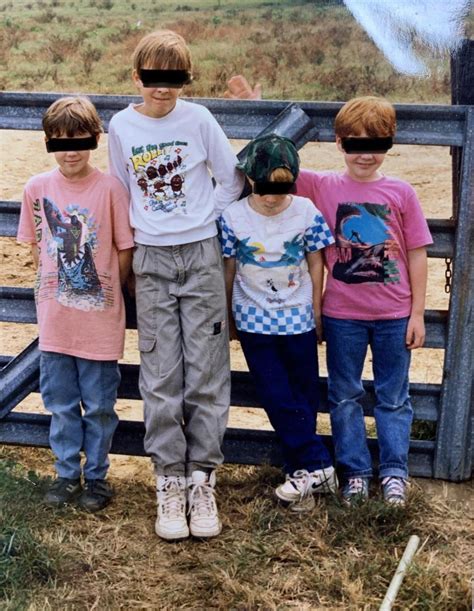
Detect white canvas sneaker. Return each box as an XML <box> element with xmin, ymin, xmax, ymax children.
<box><xmin>187</xmin><ymin>470</ymin><xmax>222</xmax><ymax>538</ymax></box>
<box><xmin>155</xmin><ymin>475</ymin><xmax>189</xmax><ymax>541</ymax></box>
<box><xmin>275</xmin><ymin>466</ymin><xmax>338</xmax><ymax>504</ymax></box>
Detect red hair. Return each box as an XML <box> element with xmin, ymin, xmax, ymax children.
<box><xmin>335</xmin><ymin>96</ymin><xmax>396</xmax><ymax>138</ymax></box>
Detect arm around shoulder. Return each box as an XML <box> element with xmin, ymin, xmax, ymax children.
<box><xmin>203</xmin><ymin>110</ymin><xmax>244</xmax><ymax>214</ymax></box>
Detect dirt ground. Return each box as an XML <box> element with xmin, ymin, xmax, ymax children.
<box><xmin>0</xmin><ymin>130</ymin><xmax>454</xmax><ymax>456</ymax></box>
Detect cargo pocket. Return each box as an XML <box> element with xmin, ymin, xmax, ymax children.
<box><xmin>207</xmin><ymin>321</ymin><xmax>229</xmax><ymax>378</ymax></box>
<box><xmin>138</xmin><ymin>335</ymin><xmax>157</xmax><ymax>374</ymax></box>
<box><xmin>139</xmin><ymin>336</ymin><xmax>156</xmax><ymax>353</ymax></box>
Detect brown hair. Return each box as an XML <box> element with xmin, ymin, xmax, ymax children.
<box><xmin>132</xmin><ymin>29</ymin><xmax>192</xmax><ymax>73</ymax></box>
<box><xmin>335</xmin><ymin>96</ymin><xmax>396</xmax><ymax>138</ymax></box>
<box><xmin>269</xmin><ymin>167</ymin><xmax>294</xmax><ymax>182</ymax></box>
<box><xmin>42</xmin><ymin>96</ymin><xmax>102</xmax><ymax>139</ymax></box>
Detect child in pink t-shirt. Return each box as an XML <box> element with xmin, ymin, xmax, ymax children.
<box><xmin>296</xmin><ymin>96</ymin><xmax>432</xmax><ymax>506</ymax></box>
<box><xmin>17</xmin><ymin>96</ymin><xmax>134</xmax><ymax>512</ymax></box>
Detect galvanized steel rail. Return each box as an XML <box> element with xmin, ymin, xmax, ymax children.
<box><xmin>0</xmin><ymin>91</ymin><xmax>472</xmax><ymax>480</ymax></box>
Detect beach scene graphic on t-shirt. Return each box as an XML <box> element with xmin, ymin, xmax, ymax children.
<box><xmin>237</xmin><ymin>234</ymin><xmax>305</xmax><ymax>268</ymax></box>
<box><xmin>42</xmin><ymin>197</ymin><xmax>105</xmax><ymax>310</ymax></box>
<box><xmin>236</xmin><ymin>233</ymin><xmax>306</xmax><ymax>305</ymax></box>
<box><xmin>333</xmin><ymin>202</ymin><xmax>400</xmax><ymax>284</ymax></box>
<box><xmin>129</xmin><ymin>140</ymin><xmax>187</xmax><ymax>214</ymax></box>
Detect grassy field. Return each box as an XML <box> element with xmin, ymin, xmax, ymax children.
<box><xmin>1</xmin><ymin>0</ymin><xmax>472</xmax><ymax>102</ymax></box>
<box><xmin>1</xmin><ymin>447</ymin><xmax>472</xmax><ymax>610</ymax></box>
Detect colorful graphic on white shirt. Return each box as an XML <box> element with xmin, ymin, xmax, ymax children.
<box><xmin>129</xmin><ymin>140</ymin><xmax>188</xmax><ymax>214</ymax></box>
<box><xmin>219</xmin><ymin>196</ymin><xmax>334</xmax><ymax>335</ymax></box>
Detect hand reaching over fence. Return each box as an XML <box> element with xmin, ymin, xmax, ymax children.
<box><xmin>223</xmin><ymin>75</ymin><xmax>263</xmax><ymax>100</ymax></box>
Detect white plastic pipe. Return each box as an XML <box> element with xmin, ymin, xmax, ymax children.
<box><xmin>379</xmin><ymin>535</ymin><xmax>420</xmax><ymax>611</ymax></box>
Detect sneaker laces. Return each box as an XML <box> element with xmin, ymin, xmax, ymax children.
<box><xmin>188</xmin><ymin>480</ymin><xmax>216</xmax><ymax>517</ymax></box>
<box><xmin>288</xmin><ymin>470</ymin><xmax>314</xmax><ymax>500</ymax></box>
<box><xmin>382</xmin><ymin>477</ymin><xmax>406</xmax><ymax>498</ymax></box>
<box><xmin>157</xmin><ymin>477</ymin><xmax>185</xmax><ymax>520</ymax></box>
<box><xmin>346</xmin><ymin>477</ymin><xmax>367</xmax><ymax>495</ymax></box>
<box><xmin>286</xmin><ymin>471</ymin><xmax>317</xmax><ymax>512</ymax></box>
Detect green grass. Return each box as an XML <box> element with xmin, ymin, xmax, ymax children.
<box><xmin>1</xmin><ymin>0</ymin><xmax>470</xmax><ymax>102</ymax></box>
<box><xmin>0</xmin><ymin>458</ymin><xmax>61</xmax><ymax>609</ymax></box>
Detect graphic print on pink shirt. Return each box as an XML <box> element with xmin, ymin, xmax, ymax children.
<box><xmin>39</xmin><ymin>196</ymin><xmax>110</xmax><ymax>312</ymax></box>
<box><xmin>334</xmin><ymin>202</ymin><xmax>400</xmax><ymax>285</ymax></box>
<box><xmin>130</xmin><ymin>140</ymin><xmax>187</xmax><ymax>214</ymax></box>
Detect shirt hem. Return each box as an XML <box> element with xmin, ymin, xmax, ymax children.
<box><xmin>116</xmin><ymin>240</ymin><xmax>135</xmax><ymax>251</ymax></box>
<box><xmin>236</xmin><ymin>325</ymin><xmax>315</xmax><ymax>336</ymax></box>
<box><xmin>134</xmin><ymin>223</ymin><xmax>217</xmax><ymax>246</ymax></box>
<box><xmin>39</xmin><ymin>344</ymin><xmax>124</xmax><ymax>361</ymax></box>
<box><xmin>322</xmin><ymin>309</ymin><xmax>411</xmax><ymax>320</ymax></box>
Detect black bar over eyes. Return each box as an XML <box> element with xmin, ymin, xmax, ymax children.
<box><xmin>139</xmin><ymin>69</ymin><xmax>192</xmax><ymax>88</ymax></box>
<box><xmin>46</xmin><ymin>137</ymin><xmax>98</xmax><ymax>153</ymax></box>
<box><xmin>341</xmin><ymin>137</ymin><xmax>393</xmax><ymax>154</ymax></box>
<box><xmin>253</xmin><ymin>182</ymin><xmax>295</xmax><ymax>195</ymax></box>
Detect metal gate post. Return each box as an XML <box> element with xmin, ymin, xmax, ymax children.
<box><xmin>434</xmin><ymin>107</ymin><xmax>474</xmax><ymax>480</ymax></box>
<box><xmin>451</xmin><ymin>39</ymin><xmax>474</xmax><ymax>216</ymax></box>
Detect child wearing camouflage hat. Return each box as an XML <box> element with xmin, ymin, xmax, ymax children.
<box><xmin>219</xmin><ymin>133</ymin><xmax>337</xmax><ymax>510</ymax></box>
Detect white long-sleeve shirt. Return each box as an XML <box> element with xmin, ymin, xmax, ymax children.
<box><xmin>108</xmin><ymin>99</ymin><xmax>244</xmax><ymax>246</ymax></box>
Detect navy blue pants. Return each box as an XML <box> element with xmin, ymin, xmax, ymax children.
<box><xmin>239</xmin><ymin>329</ymin><xmax>332</xmax><ymax>474</ymax></box>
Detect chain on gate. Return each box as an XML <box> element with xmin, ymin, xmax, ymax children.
<box><xmin>444</xmin><ymin>215</ymin><xmax>455</xmax><ymax>294</ymax></box>
<box><xmin>444</xmin><ymin>257</ymin><xmax>452</xmax><ymax>293</ymax></box>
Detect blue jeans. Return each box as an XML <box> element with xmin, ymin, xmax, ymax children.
<box><xmin>323</xmin><ymin>316</ymin><xmax>412</xmax><ymax>480</ymax></box>
<box><xmin>40</xmin><ymin>352</ymin><xmax>121</xmax><ymax>480</ymax></box>
<box><xmin>239</xmin><ymin>329</ymin><xmax>333</xmax><ymax>474</ymax></box>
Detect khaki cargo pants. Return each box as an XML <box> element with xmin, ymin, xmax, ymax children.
<box><xmin>133</xmin><ymin>236</ymin><xmax>230</xmax><ymax>476</ymax></box>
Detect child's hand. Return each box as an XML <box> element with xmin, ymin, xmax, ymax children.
<box><xmin>223</xmin><ymin>75</ymin><xmax>262</xmax><ymax>100</ymax></box>
<box><xmin>406</xmin><ymin>313</ymin><xmax>425</xmax><ymax>349</ymax></box>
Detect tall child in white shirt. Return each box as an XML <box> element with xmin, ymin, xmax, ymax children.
<box><xmin>219</xmin><ymin>134</ymin><xmax>337</xmax><ymax>511</ymax></box>
<box><xmin>108</xmin><ymin>30</ymin><xmax>243</xmax><ymax>540</ymax></box>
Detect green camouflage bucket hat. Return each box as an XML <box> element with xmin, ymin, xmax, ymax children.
<box><xmin>237</xmin><ymin>133</ymin><xmax>300</xmax><ymax>183</ymax></box>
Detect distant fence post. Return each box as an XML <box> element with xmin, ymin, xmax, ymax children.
<box><xmin>434</xmin><ymin>40</ymin><xmax>474</xmax><ymax>480</ymax></box>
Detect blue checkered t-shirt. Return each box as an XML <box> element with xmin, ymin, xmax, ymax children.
<box><xmin>219</xmin><ymin>196</ymin><xmax>334</xmax><ymax>335</ymax></box>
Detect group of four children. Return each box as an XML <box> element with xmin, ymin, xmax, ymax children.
<box><xmin>18</xmin><ymin>29</ymin><xmax>432</xmax><ymax>541</ymax></box>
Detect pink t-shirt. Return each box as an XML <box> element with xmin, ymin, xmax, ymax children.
<box><xmin>296</xmin><ymin>170</ymin><xmax>433</xmax><ymax>320</ymax></box>
<box><xmin>18</xmin><ymin>168</ymin><xmax>134</xmax><ymax>360</ymax></box>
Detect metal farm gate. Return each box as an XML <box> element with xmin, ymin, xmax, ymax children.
<box><xmin>0</xmin><ymin>70</ymin><xmax>472</xmax><ymax>481</ymax></box>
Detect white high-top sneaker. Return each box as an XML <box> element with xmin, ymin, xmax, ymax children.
<box><xmin>155</xmin><ymin>475</ymin><xmax>189</xmax><ymax>541</ymax></box>
<box><xmin>276</xmin><ymin>466</ymin><xmax>338</xmax><ymax>504</ymax></box>
<box><xmin>187</xmin><ymin>470</ymin><xmax>222</xmax><ymax>538</ymax></box>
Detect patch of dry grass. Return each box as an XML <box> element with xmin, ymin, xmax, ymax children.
<box><xmin>1</xmin><ymin>0</ymin><xmax>468</xmax><ymax>102</ymax></box>
<box><xmin>1</xmin><ymin>446</ymin><xmax>472</xmax><ymax>609</ymax></box>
